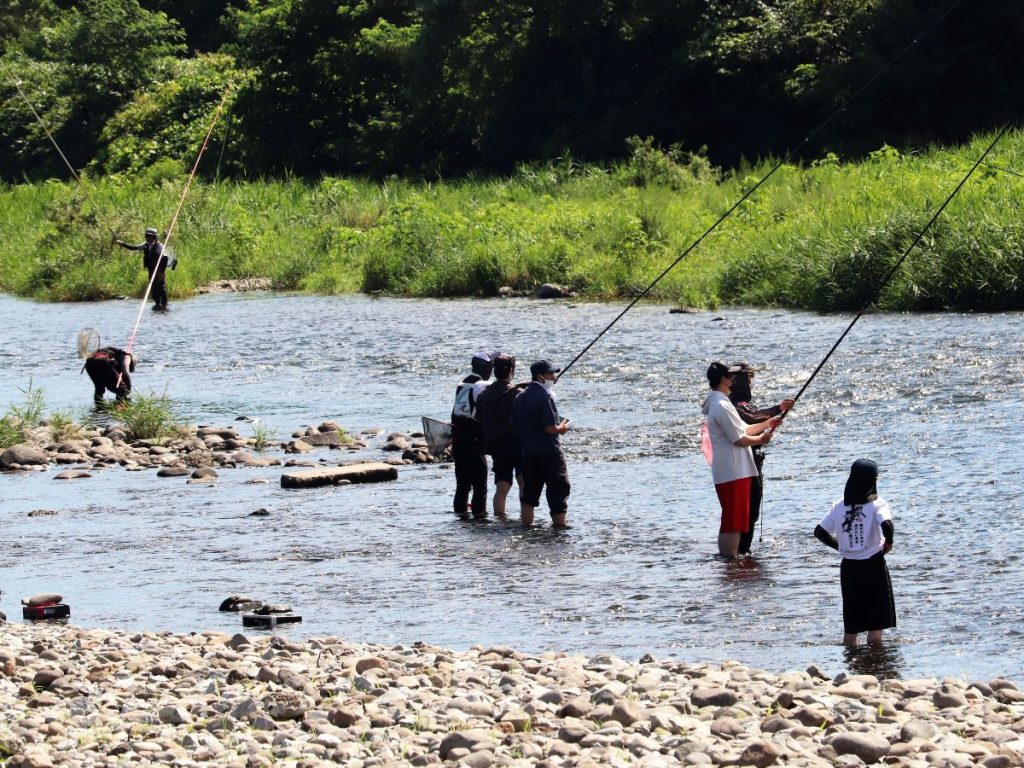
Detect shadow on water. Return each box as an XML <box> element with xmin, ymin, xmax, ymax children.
<box><xmin>843</xmin><ymin>642</ymin><xmax>905</xmax><ymax>680</ymax></box>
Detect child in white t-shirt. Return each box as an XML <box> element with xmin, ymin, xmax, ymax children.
<box><xmin>814</xmin><ymin>459</ymin><xmax>896</xmax><ymax>646</ymax></box>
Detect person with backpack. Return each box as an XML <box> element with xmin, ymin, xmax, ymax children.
<box><xmin>475</xmin><ymin>354</ymin><xmax>528</xmax><ymax>518</ymax></box>
<box><xmin>83</xmin><ymin>347</ymin><xmax>136</xmax><ymax>405</ymax></box>
<box><xmin>116</xmin><ymin>227</ymin><xmax>173</xmax><ymax>311</ymax></box>
<box><xmin>451</xmin><ymin>350</ymin><xmax>494</xmax><ymax>517</ymax></box>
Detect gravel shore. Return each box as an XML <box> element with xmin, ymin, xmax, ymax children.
<box><xmin>1</xmin><ymin>623</ymin><xmax>1023</xmax><ymax>767</ymax></box>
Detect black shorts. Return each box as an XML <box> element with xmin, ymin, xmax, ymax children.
<box><xmin>491</xmin><ymin>451</ymin><xmax>521</xmax><ymax>485</ymax></box>
<box><xmin>520</xmin><ymin>453</ymin><xmax>570</xmax><ymax>514</ymax></box>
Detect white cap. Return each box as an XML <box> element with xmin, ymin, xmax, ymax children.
<box><xmin>473</xmin><ymin>349</ymin><xmax>495</xmax><ymax>362</ymax></box>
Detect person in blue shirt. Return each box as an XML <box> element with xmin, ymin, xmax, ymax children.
<box><xmin>512</xmin><ymin>360</ymin><xmax>571</xmax><ymax>528</ymax></box>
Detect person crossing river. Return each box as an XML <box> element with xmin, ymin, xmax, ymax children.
<box><xmin>116</xmin><ymin>227</ymin><xmax>173</xmax><ymax>311</ymax></box>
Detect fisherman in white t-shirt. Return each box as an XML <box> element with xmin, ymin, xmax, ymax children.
<box><xmin>701</xmin><ymin>362</ymin><xmax>779</xmax><ymax>557</ymax></box>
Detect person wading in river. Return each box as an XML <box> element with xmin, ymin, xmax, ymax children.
<box><xmin>512</xmin><ymin>360</ymin><xmax>571</xmax><ymax>528</ymax></box>
<box><xmin>83</xmin><ymin>346</ymin><xmax>136</xmax><ymax>406</ymax></box>
<box><xmin>701</xmin><ymin>362</ymin><xmax>777</xmax><ymax>558</ymax></box>
<box><xmin>116</xmin><ymin>227</ymin><xmax>172</xmax><ymax>311</ymax></box>
<box><xmin>475</xmin><ymin>354</ymin><xmax>527</xmax><ymax>518</ymax></box>
<box><xmin>814</xmin><ymin>459</ymin><xmax>896</xmax><ymax>646</ymax></box>
<box><xmin>451</xmin><ymin>350</ymin><xmax>494</xmax><ymax>517</ymax></box>
<box><xmin>729</xmin><ymin>362</ymin><xmax>794</xmax><ymax>555</ymax></box>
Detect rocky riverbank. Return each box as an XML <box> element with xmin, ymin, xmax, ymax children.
<box><xmin>0</xmin><ymin>420</ymin><xmax>444</xmax><ymax>479</ymax></box>
<box><xmin>1</xmin><ymin>623</ymin><xmax>1023</xmax><ymax>768</ymax></box>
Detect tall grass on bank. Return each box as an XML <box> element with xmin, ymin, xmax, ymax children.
<box><xmin>2</xmin><ymin>130</ymin><xmax>1024</xmax><ymax>310</ymax></box>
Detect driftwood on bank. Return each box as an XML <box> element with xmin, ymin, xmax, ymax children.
<box><xmin>279</xmin><ymin>461</ymin><xmax>398</xmax><ymax>489</ymax></box>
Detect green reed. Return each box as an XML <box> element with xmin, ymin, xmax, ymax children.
<box><xmin>2</xmin><ymin>128</ymin><xmax>1023</xmax><ymax>310</ymax></box>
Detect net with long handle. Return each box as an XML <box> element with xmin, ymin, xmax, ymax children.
<box><xmin>421</xmin><ymin>417</ymin><xmax>452</xmax><ymax>457</ymax></box>
<box><xmin>77</xmin><ymin>328</ymin><xmax>100</xmax><ymax>358</ymax></box>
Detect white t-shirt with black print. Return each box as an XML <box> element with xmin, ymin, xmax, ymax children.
<box><xmin>818</xmin><ymin>496</ymin><xmax>892</xmax><ymax>560</ymax></box>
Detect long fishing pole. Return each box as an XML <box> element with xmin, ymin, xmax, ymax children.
<box><xmin>123</xmin><ymin>81</ymin><xmax>234</xmax><ymax>356</ymax></box>
<box><xmin>557</xmin><ymin>0</ymin><xmax>968</xmax><ymax>380</ymax></box>
<box><xmin>785</xmin><ymin>125</ymin><xmax>1009</xmax><ymax>407</ymax></box>
<box><xmin>2</xmin><ymin>65</ymin><xmax>118</xmax><ymax>239</ymax></box>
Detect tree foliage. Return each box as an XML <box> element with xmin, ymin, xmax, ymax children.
<box><xmin>2</xmin><ymin>0</ymin><xmax>1023</xmax><ymax>180</ymax></box>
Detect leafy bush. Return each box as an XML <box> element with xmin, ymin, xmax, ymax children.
<box><xmin>113</xmin><ymin>392</ymin><xmax>178</xmax><ymax>441</ymax></box>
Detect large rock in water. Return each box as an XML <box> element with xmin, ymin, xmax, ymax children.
<box><xmin>0</xmin><ymin>444</ymin><xmax>49</xmax><ymax>469</ymax></box>
<box><xmin>280</xmin><ymin>462</ymin><xmax>398</xmax><ymax>489</ymax></box>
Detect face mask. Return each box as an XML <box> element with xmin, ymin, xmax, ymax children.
<box><xmin>541</xmin><ymin>379</ymin><xmax>555</xmax><ymax>391</ymax></box>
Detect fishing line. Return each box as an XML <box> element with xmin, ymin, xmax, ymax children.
<box><xmin>557</xmin><ymin>0</ymin><xmax>968</xmax><ymax>380</ymax></box>
<box><xmin>123</xmin><ymin>80</ymin><xmax>234</xmax><ymax>355</ymax></box>
<box><xmin>787</xmin><ymin>125</ymin><xmax>1009</xmax><ymax>407</ymax></box>
<box><xmin>2</xmin><ymin>65</ymin><xmax>118</xmax><ymax>238</ymax></box>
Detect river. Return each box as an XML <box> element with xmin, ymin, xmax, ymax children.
<box><xmin>1</xmin><ymin>292</ymin><xmax>1021</xmax><ymax>681</ymax></box>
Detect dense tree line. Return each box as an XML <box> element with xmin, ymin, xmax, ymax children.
<box><xmin>2</xmin><ymin>0</ymin><xmax>1022</xmax><ymax>181</ymax></box>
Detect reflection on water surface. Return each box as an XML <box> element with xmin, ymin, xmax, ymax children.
<box><xmin>0</xmin><ymin>293</ymin><xmax>1021</xmax><ymax>680</ymax></box>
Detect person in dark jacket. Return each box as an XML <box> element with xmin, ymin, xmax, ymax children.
<box><xmin>729</xmin><ymin>362</ymin><xmax>794</xmax><ymax>554</ymax></box>
<box><xmin>83</xmin><ymin>347</ymin><xmax>136</xmax><ymax>405</ymax></box>
<box><xmin>116</xmin><ymin>227</ymin><xmax>172</xmax><ymax>311</ymax></box>
<box><xmin>512</xmin><ymin>360</ymin><xmax>571</xmax><ymax>528</ymax></box>
<box><xmin>475</xmin><ymin>354</ymin><xmax>527</xmax><ymax>518</ymax></box>
<box><xmin>451</xmin><ymin>350</ymin><xmax>493</xmax><ymax>517</ymax></box>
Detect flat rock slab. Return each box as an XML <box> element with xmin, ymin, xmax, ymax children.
<box><xmin>281</xmin><ymin>462</ymin><xmax>398</xmax><ymax>489</ymax></box>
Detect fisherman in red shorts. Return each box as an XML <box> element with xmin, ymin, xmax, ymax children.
<box><xmin>701</xmin><ymin>362</ymin><xmax>778</xmax><ymax>558</ymax></box>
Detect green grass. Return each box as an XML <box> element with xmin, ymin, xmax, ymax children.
<box><xmin>2</xmin><ymin>128</ymin><xmax>1024</xmax><ymax>310</ymax></box>
<box><xmin>0</xmin><ymin>378</ymin><xmax>46</xmax><ymax>448</ymax></box>
<box><xmin>112</xmin><ymin>391</ymin><xmax>179</xmax><ymax>441</ymax></box>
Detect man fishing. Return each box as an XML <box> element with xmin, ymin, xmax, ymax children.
<box><xmin>116</xmin><ymin>227</ymin><xmax>172</xmax><ymax>311</ymax></box>
<box><xmin>83</xmin><ymin>347</ymin><xmax>135</xmax><ymax>406</ymax></box>
<box><xmin>729</xmin><ymin>362</ymin><xmax>794</xmax><ymax>555</ymax></box>
<box><xmin>512</xmin><ymin>360</ymin><xmax>571</xmax><ymax>528</ymax></box>
<box><xmin>701</xmin><ymin>362</ymin><xmax>777</xmax><ymax>558</ymax></box>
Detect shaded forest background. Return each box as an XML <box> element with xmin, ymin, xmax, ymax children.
<box><xmin>3</xmin><ymin>0</ymin><xmax>1023</xmax><ymax>182</ymax></box>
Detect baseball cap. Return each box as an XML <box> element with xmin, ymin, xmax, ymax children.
<box><xmin>530</xmin><ymin>360</ymin><xmax>560</xmax><ymax>377</ymax></box>
<box><xmin>145</xmin><ymin>227</ymin><xmax>158</xmax><ymax>237</ymax></box>
<box><xmin>707</xmin><ymin>361</ymin><xmax>742</xmax><ymax>384</ymax></box>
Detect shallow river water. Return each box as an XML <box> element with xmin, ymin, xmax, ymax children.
<box><xmin>1</xmin><ymin>292</ymin><xmax>1022</xmax><ymax>681</ymax></box>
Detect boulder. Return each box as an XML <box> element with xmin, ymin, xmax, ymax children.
<box><xmin>0</xmin><ymin>444</ymin><xmax>49</xmax><ymax>469</ymax></box>
<box><xmin>300</xmin><ymin>431</ymin><xmax>346</xmax><ymax>447</ymax></box>
<box><xmin>829</xmin><ymin>732</ymin><xmax>890</xmax><ymax>764</ymax></box>
<box><xmin>280</xmin><ymin>462</ymin><xmax>398</xmax><ymax>489</ymax></box>
<box><xmin>157</xmin><ymin>465</ymin><xmax>191</xmax><ymax>477</ymax></box>
<box><xmin>54</xmin><ymin>470</ymin><xmax>92</xmax><ymax>480</ymax></box>
<box><xmin>197</xmin><ymin>427</ymin><xmax>240</xmax><ymax>440</ymax></box>
<box><xmin>538</xmin><ymin>283</ymin><xmax>569</xmax><ymax>299</ymax></box>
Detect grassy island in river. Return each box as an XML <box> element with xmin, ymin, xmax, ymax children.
<box><xmin>2</xmin><ymin>129</ymin><xmax>1024</xmax><ymax>312</ymax></box>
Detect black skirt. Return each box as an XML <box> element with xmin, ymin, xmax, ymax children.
<box><xmin>840</xmin><ymin>551</ymin><xmax>896</xmax><ymax>634</ymax></box>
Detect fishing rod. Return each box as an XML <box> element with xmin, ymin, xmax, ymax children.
<box><xmin>785</xmin><ymin>125</ymin><xmax>1010</xmax><ymax>408</ymax></box>
<box><xmin>123</xmin><ymin>80</ymin><xmax>235</xmax><ymax>356</ymax></box>
<box><xmin>557</xmin><ymin>0</ymin><xmax>968</xmax><ymax>380</ymax></box>
<box><xmin>2</xmin><ymin>65</ymin><xmax>118</xmax><ymax>239</ymax></box>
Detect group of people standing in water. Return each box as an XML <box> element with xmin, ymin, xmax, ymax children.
<box><xmin>449</xmin><ymin>351</ymin><xmax>571</xmax><ymax>529</ymax></box>
<box><xmin>447</xmin><ymin>349</ymin><xmax>897</xmax><ymax>646</ymax></box>
<box><xmin>702</xmin><ymin>359</ymin><xmax>896</xmax><ymax>646</ymax></box>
